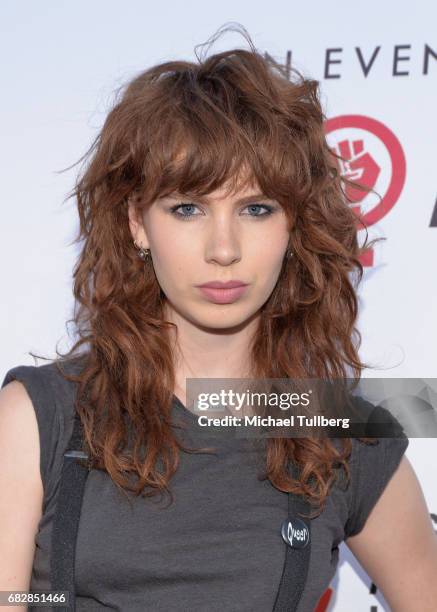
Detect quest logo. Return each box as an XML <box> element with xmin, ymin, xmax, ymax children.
<box><xmin>324</xmin><ymin>115</ymin><xmax>406</xmax><ymax>267</ymax></box>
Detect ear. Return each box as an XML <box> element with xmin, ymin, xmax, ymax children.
<box><xmin>127</xmin><ymin>196</ymin><xmax>149</xmax><ymax>249</ymax></box>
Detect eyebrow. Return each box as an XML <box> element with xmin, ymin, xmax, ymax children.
<box><xmin>168</xmin><ymin>192</ymin><xmax>273</xmax><ymax>205</ymax></box>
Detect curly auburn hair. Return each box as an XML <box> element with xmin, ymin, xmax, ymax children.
<box><xmin>45</xmin><ymin>24</ymin><xmax>380</xmax><ymax>518</ymax></box>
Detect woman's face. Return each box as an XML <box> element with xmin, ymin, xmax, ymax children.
<box><xmin>128</xmin><ymin>178</ymin><xmax>291</xmax><ymax>331</ymax></box>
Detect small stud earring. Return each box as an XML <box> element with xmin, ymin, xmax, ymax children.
<box><xmin>133</xmin><ymin>240</ymin><xmax>150</xmax><ymax>261</ymax></box>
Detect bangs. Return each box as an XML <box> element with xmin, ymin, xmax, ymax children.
<box><xmin>132</xmin><ymin>62</ymin><xmax>313</xmax><ymax>209</ymax></box>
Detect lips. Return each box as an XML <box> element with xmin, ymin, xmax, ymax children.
<box><xmin>197</xmin><ymin>280</ymin><xmax>248</xmax><ymax>289</ymax></box>
<box><xmin>196</xmin><ymin>281</ymin><xmax>249</xmax><ymax>304</ymax></box>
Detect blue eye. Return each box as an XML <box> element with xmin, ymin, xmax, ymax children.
<box><xmin>245</xmin><ymin>204</ymin><xmax>275</xmax><ymax>217</ymax></box>
<box><xmin>170</xmin><ymin>203</ymin><xmax>200</xmax><ymax>219</ymax></box>
<box><xmin>169</xmin><ymin>203</ymin><xmax>276</xmax><ymax>220</ymax></box>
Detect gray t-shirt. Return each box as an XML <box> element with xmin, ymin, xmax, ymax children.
<box><xmin>1</xmin><ymin>360</ymin><xmax>409</xmax><ymax>612</ymax></box>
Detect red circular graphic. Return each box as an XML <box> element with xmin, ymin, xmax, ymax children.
<box><xmin>324</xmin><ymin>115</ymin><xmax>406</xmax><ymax>226</ymax></box>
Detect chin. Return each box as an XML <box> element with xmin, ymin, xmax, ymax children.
<box><xmin>192</xmin><ymin>306</ymin><xmax>261</xmax><ymax>331</ymax></box>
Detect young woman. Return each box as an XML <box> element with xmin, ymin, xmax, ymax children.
<box><xmin>1</xmin><ymin>28</ymin><xmax>436</xmax><ymax>612</ymax></box>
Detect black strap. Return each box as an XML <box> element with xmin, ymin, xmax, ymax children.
<box><xmin>50</xmin><ymin>412</ymin><xmax>90</xmax><ymax>611</ymax></box>
<box><xmin>272</xmin><ymin>463</ymin><xmax>312</xmax><ymax>612</ymax></box>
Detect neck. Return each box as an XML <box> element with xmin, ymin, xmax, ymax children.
<box><xmin>163</xmin><ymin>302</ymin><xmax>260</xmax><ymax>408</ymax></box>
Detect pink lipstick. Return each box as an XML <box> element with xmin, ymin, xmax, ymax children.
<box><xmin>196</xmin><ymin>280</ymin><xmax>249</xmax><ymax>304</ymax></box>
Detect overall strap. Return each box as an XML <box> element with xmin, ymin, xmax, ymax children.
<box><xmin>272</xmin><ymin>462</ymin><xmax>312</xmax><ymax>612</ymax></box>
<box><xmin>50</xmin><ymin>411</ymin><xmax>90</xmax><ymax>612</ymax></box>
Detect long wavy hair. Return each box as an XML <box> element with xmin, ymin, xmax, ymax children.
<box><xmin>45</xmin><ymin>24</ymin><xmax>380</xmax><ymax>517</ymax></box>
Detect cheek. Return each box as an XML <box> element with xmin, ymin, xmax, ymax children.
<box><xmin>249</xmin><ymin>240</ymin><xmax>287</xmax><ymax>276</ymax></box>
<box><xmin>248</xmin><ymin>244</ymin><xmax>288</xmax><ymax>300</ymax></box>
<box><xmin>150</xmin><ymin>236</ymin><xmax>194</xmax><ymax>293</ymax></box>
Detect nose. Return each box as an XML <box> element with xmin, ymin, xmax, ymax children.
<box><xmin>204</xmin><ymin>215</ymin><xmax>242</xmax><ymax>267</ymax></box>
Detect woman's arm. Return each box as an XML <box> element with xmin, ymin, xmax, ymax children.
<box><xmin>346</xmin><ymin>455</ymin><xmax>437</xmax><ymax>611</ymax></box>
<box><xmin>0</xmin><ymin>380</ymin><xmax>43</xmax><ymax>609</ymax></box>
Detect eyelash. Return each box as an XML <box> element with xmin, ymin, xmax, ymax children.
<box><xmin>169</xmin><ymin>202</ymin><xmax>277</xmax><ymax>221</ymax></box>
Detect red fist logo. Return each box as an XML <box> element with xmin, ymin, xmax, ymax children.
<box><xmin>324</xmin><ymin>115</ymin><xmax>406</xmax><ymax>266</ymax></box>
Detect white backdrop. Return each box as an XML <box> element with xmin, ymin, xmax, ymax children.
<box><xmin>1</xmin><ymin>2</ymin><xmax>436</xmax><ymax>610</ymax></box>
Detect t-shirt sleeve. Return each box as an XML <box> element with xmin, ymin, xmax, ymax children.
<box><xmin>1</xmin><ymin>364</ymin><xmax>62</xmax><ymax>500</ymax></box>
<box><xmin>344</xmin><ymin>420</ymin><xmax>409</xmax><ymax>538</ymax></box>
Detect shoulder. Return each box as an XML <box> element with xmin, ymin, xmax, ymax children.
<box><xmin>2</xmin><ymin>356</ymin><xmax>85</xmax><ymax>399</ymax></box>
<box><xmin>0</xmin><ymin>355</ymin><xmax>87</xmax><ymax>499</ymax></box>
<box><xmin>344</xmin><ymin>431</ymin><xmax>409</xmax><ymax>539</ymax></box>
<box><xmin>0</xmin><ymin>378</ymin><xmax>41</xmax><ymax>470</ymax></box>
<box><xmin>1</xmin><ymin>355</ymin><xmax>87</xmax><ymax>418</ymax></box>
<box><xmin>1</xmin><ymin>358</ymin><xmax>82</xmax><ymax>442</ymax></box>
<box><xmin>327</xmin><ymin>396</ymin><xmax>409</xmax><ymax>538</ymax></box>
